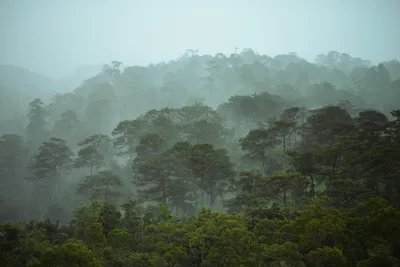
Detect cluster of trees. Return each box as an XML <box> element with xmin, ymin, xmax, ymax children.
<box><xmin>2</xmin><ymin>50</ymin><xmax>400</xmax><ymax>136</ymax></box>
<box><xmin>1</xmin><ymin>197</ymin><xmax>399</xmax><ymax>266</ymax></box>
<box><xmin>1</xmin><ymin>49</ymin><xmax>400</xmax><ymax>266</ymax></box>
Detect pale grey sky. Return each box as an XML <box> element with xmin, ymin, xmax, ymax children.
<box><xmin>1</xmin><ymin>0</ymin><xmax>399</xmax><ymax>79</ymax></box>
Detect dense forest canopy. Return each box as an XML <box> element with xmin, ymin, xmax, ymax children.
<box><xmin>1</xmin><ymin>50</ymin><xmax>400</xmax><ymax>266</ymax></box>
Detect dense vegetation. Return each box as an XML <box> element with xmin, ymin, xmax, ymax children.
<box><xmin>1</xmin><ymin>50</ymin><xmax>400</xmax><ymax>266</ymax></box>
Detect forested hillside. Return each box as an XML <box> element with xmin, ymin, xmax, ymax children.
<box><xmin>1</xmin><ymin>50</ymin><xmax>400</xmax><ymax>266</ymax></box>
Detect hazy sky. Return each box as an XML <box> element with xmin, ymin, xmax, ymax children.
<box><xmin>1</xmin><ymin>0</ymin><xmax>399</xmax><ymax>79</ymax></box>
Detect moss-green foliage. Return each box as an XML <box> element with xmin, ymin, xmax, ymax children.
<box><xmin>1</xmin><ymin>198</ymin><xmax>399</xmax><ymax>266</ymax></box>
<box><xmin>2</xmin><ymin>51</ymin><xmax>400</xmax><ymax>266</ymax></box>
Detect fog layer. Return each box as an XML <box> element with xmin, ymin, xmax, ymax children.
<box><xmin>1</xmin><ymin>0</ymin><xmax>399</xmax><ymax>79</ymax></box>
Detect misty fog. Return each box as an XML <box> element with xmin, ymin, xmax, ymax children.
<box><xmin>1</xmin><ymin>0</ymin><xmax>399</xmax><ymax>79</ymax></box>
<box><xmin>1</xmin><ymin>1</ymin><xmax>400</xmax><ymax>266</ymax></box>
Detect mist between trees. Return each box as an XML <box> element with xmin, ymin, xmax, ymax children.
<box><xmin>0</xmin><ymin>50</ymin><xmax>400</xmax><ymax>266</ymax></box>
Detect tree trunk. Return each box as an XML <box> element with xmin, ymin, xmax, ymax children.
<box><xmin>332</xmin><ymin>156</ymin><xmax>338</xmax><ymax>177</ymax></box>
<box><xmin>48</xmin><ymin>177</ymin><xmax>53</xmax><ymax>203</ymax></box>
<box><xmin>309</xmin><ymin>174</ymin><xmax>316</xmax><ymax>197</ymax></box>
<box><xmin>262</xmin><ymin>153</ymin><xmax>267</xmax><ymax>176</ymax></box>
<box><xmin>105</xmin><ymin>185</ymin><xmax>109</xmax><ymax>202</ymax></box>
<box><xmin>162</xmin><ymin>188</ymin><xmax>167</xmax><ymax>205</ymax></box>
<box><xmin>57</xmin><ymin>166</ymin><xmax>62</xmax><ymax>199</ymax></box>
<box><xmin>90</xmin><ymin>158</ymin><xmax>93</xmax><ymax>176</ymax></box>
<box><xmin>282</xmin><ymin>136</ymin><xmax>286</xmax><ymax>172</ymax></box>
<box><xmin>209</xmin><ymin>190</ymin><xmax>216</xmax><ymax>209</ymax></box>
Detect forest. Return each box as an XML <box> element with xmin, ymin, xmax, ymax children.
<box><xmin>0</xmin><ymin>49</ymin><xmax>400</xmax><ymax>266</ymax></box>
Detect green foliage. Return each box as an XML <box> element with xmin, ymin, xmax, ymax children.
<box><xmin>2</xmin><ymin>196</ymin><xmax>400</xmax><ymax>266</ymax></box>
<box><xmin>111</xmin><ymin>118</ymin><xmax>147</xmax><ymax>157</ymax></box>
<box><xmin>305</xmin><ymin>246</ymin><xmax>347</xmax><ymax>267</ymax></box>
<box><xmin>75</xmin><ymin>134</ymin><xmax>110</xmax><ymax>175</ymax></box>
<box><xmin>27</xmin><ymin>137</ymin><xmax>74</xmax><ymax>209</ymax></box>
<box><xmin>0</xmin><ymin>134</ymin><xmax>28</xmax><ymax>207</ymax></box>
<box><xmin>42</xmin><ymin>239</ymin><xmax>103</xmax><ymax>267</ymax></box>
<box><xmin>100</xmin><ymin>202</ymin><xmax>121</xmax><ymax>235</ymax></box>
<box><xmin>188</xmin><ymin>143</ymin><xmax>236</xmax><ymax>208</ymax></box>
<box><xmin>240</xmin><ymin>128</ymin><xmax>276</xmax><ymax>174</ymax></box>
<box><xmin>2</xmin><ymin>50</ymin><xmax>400</xmax><ymax>266</ymax></box>
<box><xmin>25</xmin><ymin>98</ymin><xmax>50</xmax><ymax>150</ymax></box>
<box><xmin>225</xmin><ymin>170</ymin><xmax>265</xmax><ymax>212</ymax></box>
<box><xmin>264</xmin><ymin>172</ymin><xmax>308</xmax><ymax>206</ymax></box>
<box><xmin>261</xmin><ymin>241</ymin><xmax>306</xmax><ymax>267</ymax></box>
<box><xmin>29</xmin><ymin>137</ymin><xmax>74</xmax><ymax>179</ymax></box>
<box><xmin>52</xmin><ymin>110</ymin><xmax>80</xmax><ymax>141</ymax></box>
<box><xmin>76</xmin><ymin>170</ymin><xmax>123</xmax><ymax>202</ymax></box>
<box><xmin>120</xmin><ymin>200</ymin><xmax>143</xmax><ymax>237</ymax></box>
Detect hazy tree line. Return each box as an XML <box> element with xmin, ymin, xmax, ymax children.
<box><xmin>0</xmin><ymin>49</ymin><xmax>400</xmax><ymax>266</ymax></box>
